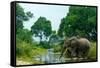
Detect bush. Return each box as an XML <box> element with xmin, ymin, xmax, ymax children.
<box><xmin>16</xmin><ymin>38</ymin><xmax>33</xmax><ymax>61</ymax></box>
<box><xmin>88</xmin><ymin>42</ymin><xmax>96</xmax><ymax>60</ymax></box>
<box><xmin>16</xmin><ymin>38</ymin><xmax>47</xmax><ymax>62</ymax></box>
<box><xmin>53</xmin><ymin>44</ymin><xmax>61</xmax><ymax>53</ymax></box>
<box><xmin>39</xmin><ymin>41</ymin><xmax>51</xmax><ymax>49</ymax></box>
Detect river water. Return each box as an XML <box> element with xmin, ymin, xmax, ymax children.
<box><xmin>33</xmin><ymin>49</ymin><xmax>71</xmax><ymax>64</ymax></box>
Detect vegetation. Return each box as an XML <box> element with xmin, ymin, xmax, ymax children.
<box><xmin>16</xmin><ymin>3</ymin><xmax>33</xmax><ymax>30</ymax></box>
<box><xmin>16</xmin><ymin>4</ymin><xmax>97</xmax><ymax>65</ymax></box>
<box><xmin>16</xmin><ymin>4</ymin><xmax>46</xmax><ymax>64</ymax></box>
<box><xmin>31</xmin><ymin>17</ymin><xmax>52</xmax><ymax>43</ymax></box>
<box><xmin>58</xmin><ymin>6</ymin><xmax>96</xmax><ymax>41</ymax></box>
<box><xmin>16</xmin><ymin>40</ymin><xmax>46</xmax><ymax>64</ymax></box>
<box><xmin>53</xmin><ymin>44</ymin><xmax>61</xmax><ymax>53</ymax></box>
<box><xmin>88</xmin><ymin>42</ymin><xmax>96</xmax><ymax>60</ymax></box>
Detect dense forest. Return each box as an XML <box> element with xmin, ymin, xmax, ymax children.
<box><xmin>16</xmin><ymin>4</ymin><xmax>97</xmax><ymax>65</ymax></box>
<box><xmin>58</xmin><ymin>6</ymin><xmax>96</xmax><ymax>41</ymax></box>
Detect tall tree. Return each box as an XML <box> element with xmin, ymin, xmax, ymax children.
<box><xmin>31</xmin><ymin>17</ymin><xmax>52</xmax><ymax>42</ymax></box>
<box><xmin>16</xmin><ymin>4</ymin><xmax>34</xmax><ymax>59</ymax></box>
<box><xmin>16</xmin><ymin>4</ymin><xmax>33</xmax><ymax>42</ymax></box>
<box><xmin>58</xmin><ymin>6</ymin><xmax>96</xmax><ymax>40</ymax></box>
<box><xmin>16</xmin><ymin>4</ymin><xmax>33</xmax><ymax>32</ymax></box>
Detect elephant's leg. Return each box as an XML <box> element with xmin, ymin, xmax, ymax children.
<box><xmin>71</xmin><ymin>47</ymin><xmax>77</xmax><ymax>57</ymax></box>
<box><xmin>82</xmin><ymin>50</ymin><xmax>89</xmax><ymax>60</ymax></box>
<box><xmin>75</xmin><ymin>49</ymin><xmax>82</xmax><ymax>61</ymax></box>
<box><xmin>69</xmin><ymin>48</ymin><xmax>77</xmax><ymax>61</ymax></box>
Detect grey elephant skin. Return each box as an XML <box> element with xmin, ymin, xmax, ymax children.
<box><xmin>60</xmin><ymin>37</ymin><xmax>91</xmax><ymax>59</ymax></box>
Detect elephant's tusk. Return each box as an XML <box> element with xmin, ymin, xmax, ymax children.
<box><xmin>59</xmin><ymin>48</ymin><xmax>68</xmax><ymax>59</ymax></box>
<box><xmin>63</xmin><ymin>48</ymin><xmax>68</xmax><ymax>56</ymax></box>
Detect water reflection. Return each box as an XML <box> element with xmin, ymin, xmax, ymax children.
<box><xmin>33</xmin><ymin>49</ymin><xmax>69</xmax><ymax>63</ymax></box>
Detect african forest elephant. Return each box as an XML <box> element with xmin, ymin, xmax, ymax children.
<box><xmin>59</xmin><ymin>37</ymin><xmax>91</xmax><ymax>60</ymax></box>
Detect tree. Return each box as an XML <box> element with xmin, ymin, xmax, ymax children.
<box><xmin>16</xmin><ymin>29</ymin><xmax>32</xmax><ymax>43</ymax></box>
<box><xmin>58</xmin><ymin>6</ymin><xmax>96</xmax><ymax>41</ymax></box>
<box><xmin>31</xmin><ymin>17</ymin><xmax>52</xmax><ymax>42</ymax></box>
<box><xmin>16</xmin><ymin>3</ymin><xmax>33</xmax><ymax>42</ymax></box>
<box><xmin>49</xmin><ymin>31</ymin><xmax>60</xmax><ymax>44</ymax></box>
<box><xmin>16</xmin><ymin>3</ymin><xmax>33</xmax><ymax>31</ymax></box>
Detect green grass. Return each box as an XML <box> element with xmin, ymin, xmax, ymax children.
<box><xmin>87</xmin><ymin>42</ymin><xmax>97</xmax><ymax>60</ymax></box>
<box><xmin>16</xmin><ymin>38</ymin><xmax>47</xmax><ymax>65</ymax></box>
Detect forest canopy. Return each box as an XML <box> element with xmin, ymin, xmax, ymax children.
<box><xmin>58</xmin><ymin>6</ymin><xmax>97</xmax><ymax>41</ymax></box>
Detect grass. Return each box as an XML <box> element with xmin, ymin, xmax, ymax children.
<box><xmin>16</xmin><ymin>38</ymin><xmax>47</xmax><ymax>65</ymax></box>
<box><xmin>87</xmin><ymin>42</ymin><xmax>97</xmax><ymax>60</ymax></box>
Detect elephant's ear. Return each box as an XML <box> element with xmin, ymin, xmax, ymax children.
<box><xmin>68</xmin><ymin>37</ymin><xmax>77</xmax><ymax>45</ymax></box>
<box><xmin>70</xmin><ymin>39</ymin><xmax>79</xmax><ymax>48</ymax></box>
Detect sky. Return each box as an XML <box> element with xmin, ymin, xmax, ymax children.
<box><xmin>19</xmin><ymin>3</ymin><xmax>69</xmax><ymax>31</ymax></box>
<box><xmin>19</xmin><ymin>3</ymin><xmax>69</xmax><ymax>42</ymax></box>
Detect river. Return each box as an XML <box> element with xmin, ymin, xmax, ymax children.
<box><xmin>33</xmin><ymin>49</ymin><xmax>72</xmax><ymax>64</ymax></box>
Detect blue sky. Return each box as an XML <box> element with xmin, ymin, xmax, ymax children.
<box><xmin>19</xmin><ymin>3</ymin><xmax>69</xmax><ymax>31</ymax></box>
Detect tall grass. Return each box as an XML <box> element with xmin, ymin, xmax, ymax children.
<box><xmin>16</xmin><ymin>38</ymin><xmax>46</xmax><ymax>64</ymax></box>
<box><xmin>87</xmin><ymin>42</ymin><xmax>96</xmax><ymax>60</ymax></box>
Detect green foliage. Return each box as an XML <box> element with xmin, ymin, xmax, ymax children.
<box><xmin>58</xmin><ymin>6</ymin><xmax>97</xmax><ymax>41</ymax></box>
<box><xmin>16</xmin><ymin>29</ymin><xmax>32</xmax><ymax>43</ymax></box>
<box><xmin>39</xmin><ymin>41</ymin><xmax>51</xmax><ymax>49</ymax></box>
<box><xmin>16</xmin><ymin>3</ymin><xmax>33</xmax><ymax>30</ymax></box>
<box><xmin>31</xmin><ymin>17</ymin><xmax>52</xmax><ymax>41</ymax></box>
<box><xmin>32</xmin><ymin>45</ymin><xmax>47</xmax><ymax>56</ymax></box>
<box><xmin>58</xmin><ymin>18</ymin><xmax>65</xmax><ymax>37</ymax></box>
<box><xmin>53</xmin><ymin>45</ymin><xmax>61</xmax><ymax>53</ymax></box>
<box><xmin>16</xmin><ymin>38</ymin><xmax>33</xmax><ymax>59</ymax></box>
<box><xmin>88</xmin><ymin>42</ymin><xmax>96</xmax><ymax>60</ymax></box>
<box><xmin>26</xmin><ymin>12</ymin><xmax>33</xmax><ymax>18</ymax></box>
<box><xmin>16</xmin><ymin>38</ymin><xmax>46</xmax><ymax>62</ymax></box>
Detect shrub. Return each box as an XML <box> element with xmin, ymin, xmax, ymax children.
<box><xmin>53</xmin><ymin>44</ymin><xmax>61</xmax><ymax>53</ymax></box>
<box><xmin>16</xmin><ymin>38</ymin><xmax>46</xmax><ymax>62</ymax></box>
<box><xmin>88</xmin><ymin>42</ymin><xmax>96</xmax><ymax>60</ymax></box>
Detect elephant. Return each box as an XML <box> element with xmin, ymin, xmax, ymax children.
<box><xmin>59</xmin><ymin>37</ymin><xmax>91</xmax><ymax>60</ymax></box>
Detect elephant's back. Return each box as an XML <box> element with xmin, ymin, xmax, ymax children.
<box><xmin>78</xmin><ymin>38</ymin><xmax>91</xmax><ymax>50</ymax></box>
